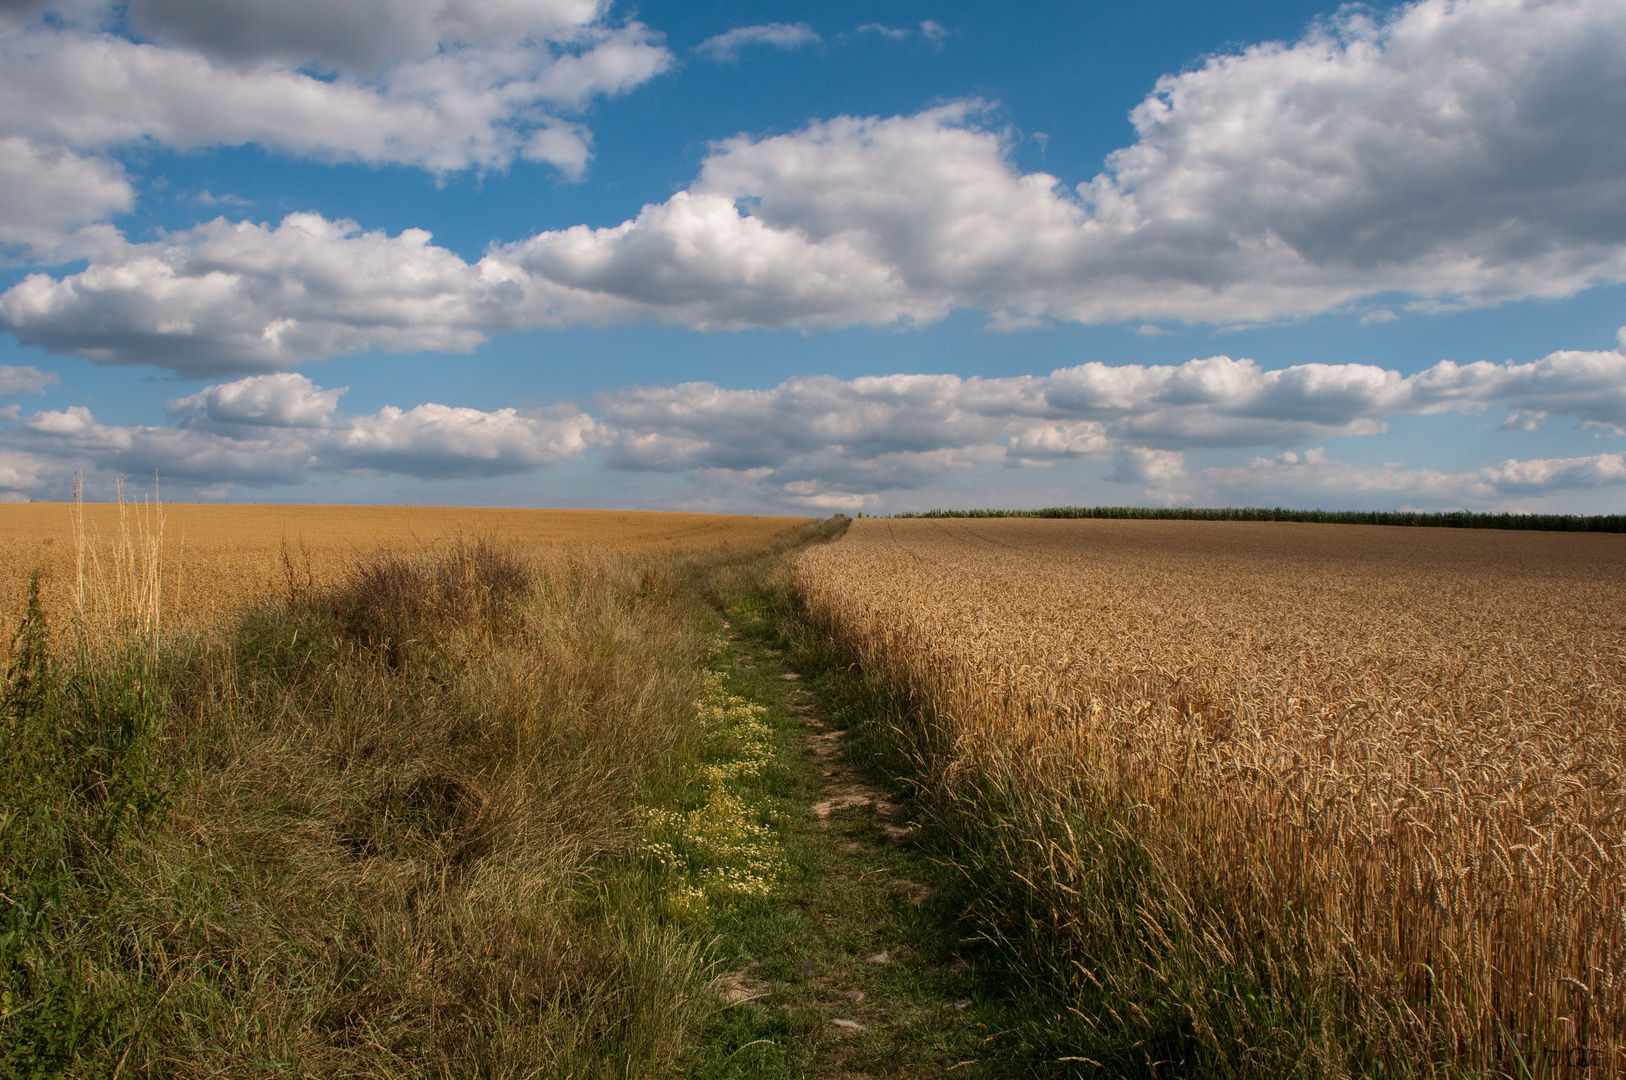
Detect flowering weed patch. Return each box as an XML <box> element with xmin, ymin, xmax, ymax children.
<box><xmin>644</xmin><ymin>669</ymin><xmax>788</xmax><ymax>915</ymax></box>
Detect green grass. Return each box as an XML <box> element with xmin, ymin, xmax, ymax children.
<box><xmin>671</xmin><ymin>584</ymin><xmax>1107</xmax><ymax>1079</ymax></box>
<box><xmin>0</xmin><ymin>538</ymin><xmax>743</xmax><ymax>1077</ymax></box>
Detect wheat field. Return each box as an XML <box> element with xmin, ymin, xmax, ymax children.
<box><xmin>0</xmin><ymin>501</ymin><xmax>810</xmax><ymax>638</ymax></box>
<box><xmin>794</xmin><ymin>517</ymin><xmax>1626</xmax><ymax>1074</ymax></box>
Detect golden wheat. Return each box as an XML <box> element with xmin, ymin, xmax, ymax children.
<box><xmin>0</xmin><ymin>502</ymin><xmax>810</xmax><ymax>638</ymax></box>
<box><xmin>794</xmin><ymin>517</ymin><xmax>1626</xmax><ymax>1074</ymax></box>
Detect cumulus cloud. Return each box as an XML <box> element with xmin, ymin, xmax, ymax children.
<box><xmin>586</xmin><ymin>340</ymin><xmax>1626</xmax><ymax>506</ymax></box>
<box><xmin>0</xmin><ymin>17</ymin><xmax>668</xmax><ymax>174</ymax></box>
<box><xmin>697</xmin><ymin>22</ymin><xmax>818</xmax><ymax>62</ymax></box>
<box><xmin>1479</xmin><ymin>453</ymin><xmax>1626</xmax><ymax>493</ymax></box>
<box><xmin>0</xmin><ymin>364</ymin><xmax>58</xmax><ymax>397</ymax></box>
<box><xmin>1109</xmin><ymin>445</ymin><xmax>1187</xmax><ymax>486</ymax></box>
<box><xmin>0</xmin><ymin>448</ymin><xmax>64</xmax><ymax>494</ymax></box>
<box><xmin>15</xmin><ymin>0</ymin><xmax>1626</xmax><ymax>346</ymax></box>
<box><xmin>1400</xmin><ymin>330</ymin><xmax>1626</xmax><ymax>433</ymax></box>
<box><xmin>594</xmin><ymin>374</ymin><xmax>1047</xmax><ymax>484</ymax></box>
<box><xmin>0</xmin><ymin>372</ymin><xmax>594</xmax><ymax>496</ymax></box>
<box><xmin>1</xmin><ymin>342</ymin><xmax>1622</xmax><ymax>506</ymax></box>
<box><xmin>582</xmin><ymin>0</ymin><xmax>1626</xmax><ymax>329</ymax></box>
<box><xmin>0</xmin><ymin>1</ymin><xmax>671</xmax><ymax>252</ymax></box>
<box><xmin>17</xmin><ymin>402</ymin><xmax>321</xmax><ymax>484</ymax></box>
<box><xmin>166</xmin><ymin>371</ymin><xmax>344</xmax><ymax>430</ymax></box>
<box><xmin>9</xmin><ymin>217</ymin><xmax>1626</xmax><ymax>497</ymax></box>
<box><xmin>0</xmin><ymin>214</ymin><xmax>508</xmax><ymax>373</ymax></box>
<box><xmin>333</xmin><ymin>402</ymin><xmax>594</xmax><ymax>477</ymax></box>
<box><xmin>1190</xmin><ymin>446</ymin><xmax>1626</xmax><ymax>507</ymax></box>
<box><xmin>0</xmin><ymin>205</ymin><xmax>925</xmax><ymax>372</ymax></box>
<box><xmin>0</xmin><ymin>137</ymin><xmax>133</xmax><ymax>257</ymax></box>
<box><xmin>123</xmin><ymin>0</ymin><xmax>610</xmax><ymax>74</ymax></box>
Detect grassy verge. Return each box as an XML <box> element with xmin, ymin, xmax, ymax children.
<box><xmin>0</xmin><ymin>527</ymin><xmax>842</xmax><ymax>1078</ymax></box>
<box><xmin>671</xmin><ymin>581</ymin><xmax>1109</xmax><ymax>1079</ymax></box>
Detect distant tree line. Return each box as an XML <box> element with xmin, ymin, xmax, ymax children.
<box><xmin>886</xmin><ymin>506</ymin><xmax>1626</xmax><ymax>532</ymax></box>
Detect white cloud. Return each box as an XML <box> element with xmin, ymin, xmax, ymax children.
<box><xmin>1499</xmin><ymin>408</ymin><xmax>1546</xmax><ymax>433</ymax></box>
<box><xmin>502</xmin><ymin>188</ymin><xmax>922</xmax><ymax>331</ymax></box>
<box><xmin>9</xmin><ymin>0</ymin><xmax>1626</xmax><ymax>336</ymax></box>
<box><xmin>696</xmin><ymin>22</ymin><xmax>818</xmax><ymax>62</ymax></box>
<box><xmin>1106</xmin><ymin>445</ymin><xmax>1192</xmax><ymax>504</ymax></box>
<box><xmin>586</xmin><ymin>339</ymin><xmax>1626</xmax><ymax>504</ymax></box>
<box><xmin>1109</xmin><ymin>445</ymin><xmax>1187</xmax><ymax>486</ymax></box>
<box><xmin>10</xmin><ymin>217</ymin><xmax>1626</xmax><ymax>489</ymax></box>
<box><xmin>333</xmin><ymin>401</ymin><xmax>594</xmax><ymax>476</ymax></box>
<box><xmin>123</xmin><ymin>0</ymin><xmax>609</xmax><ymax>74</ymax></box>
<box><xmin>0</xmin><ymin>1</ymin><xmax>671</xmax><ymax>252</ymax></box>
<box><xmin>0</xmin><ymin>448</ymin><xmax>64</xmax><ymax>493</ymax></box>
<box><xmin>0</xmin><ymin>372</ymin><xmax>594</xmax><ymax>494</ymax></box>
<box><xmin>17</xmin><ymin>403</ymin><xmax>321</xmax><ymax>484</ymax></box>
<box><xmin>166</xmin><ymin>371</ymin><xmax>343</xmax><ymax>430</ymax></box>
<box><xmin>594</xmin><ymin>373</ymin><xmax>1043</xmax><ymax>479</ymax></box>
<box><xmin>854</xmin><ymin>23</ymin><xmax>909</xmax><ymax>41</ymax></box>
<box><xmin>0</xmin><ymin>214</ymin><xmax>507</xmax><ymax>373</ymax></box>
<box><xmin>0</xmin><ymin>363</ymin><xmax>58</xmax><ymax>397</ymax></box>
<box><xmin>1192</xmin><ymin>446</ymin><xmax>1626</xmax><ymax>507</ymax></box>
<box><xmin>660</xmin><ymin>0</ymin><xmax>1626</xmax><ymax>329</ymax></box>
<box><xmin>391</xmin><ymin>0</ymin><xmax>1626</xmax><ymax>328</ymax></box>
<box><xmin>1</xmin><ymin>342</ymin><xmax>1622</xmax><ymax>507</ymax></box>
<box><xmin>192</xmin><ymin>189</ymin><xmax>251</xmax><ymax>207</ymax></box>
<box><xmin>586</xmin><ymin>362</ymin><xmax>1344</xmax><ymax>505</ymax></box>
<box><xmin>587</xmin><ymin>349</ymin><xmax>1626</xmax><ymax>507</ymax></box>
<box><xmin>1478</xmin><ymin>452</ymin><xmax>1626</xmax><ymax>494</ymax></box>
<box><xmin>0</xmin><ymin>20</ymin><xmax>668</xmax><ymax>174</ymax></box>
<box><xmin>852</xmin><ymin>21</ymin><xmax>946</xmax><ymax>45</ymax></box>
<box><xmin>529</xmin><ymin>24</ymin><xmax>671</xmax><ymax>106</ymax></box>
<box><xmin>0</xmin><ymin>205</ymin><xmax>924</xmax><ymax>371</ymax></box>
<box><xmin>1006</xmin><ymin>420</ymin><xmax>1109</xmax><ymax>461</ymax></box>
<box><xmin>0</xmin><ymin>137</ymin><xmax>133</xmax><ymax>257</ymax></box>
<box><xmin>1402</xmin><ymin>338</ymin><xmax>1626</xmax><ymax>433</ymax></box>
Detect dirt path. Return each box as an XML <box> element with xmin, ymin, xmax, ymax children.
<box><xmin>681</xmin><ymin>623</ymin><xmax>1054</xmax><ymax>1080</ymax></box>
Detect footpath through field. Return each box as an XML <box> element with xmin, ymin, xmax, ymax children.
<box><xmin>679</xmin><ymin>595</ymin><xmax>1081</xmax><ymax>1080</ymax></box>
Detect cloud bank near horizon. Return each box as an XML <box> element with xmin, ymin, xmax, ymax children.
<box><xmin>5</xmin><ymin>334</ymin><xmax>1626</xmax><ymax>509</ymax></box>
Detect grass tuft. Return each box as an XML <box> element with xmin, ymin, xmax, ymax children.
<box><xmin>0</xmin><ymin>517</ymin><xmax>852</xmax><ymax>1077</ymax></box>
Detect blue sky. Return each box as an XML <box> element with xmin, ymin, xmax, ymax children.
<box><xmin>2</xmin><ymin>0</ymin><xmax>1625</xmax><ymax>513</ymax></box>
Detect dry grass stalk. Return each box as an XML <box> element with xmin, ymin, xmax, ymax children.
<box><xmin>794</xmin><ymin>517</ymin><xmax>1626</xmax><ymax>1075</ymax></box>
<box><xmin>68</xmin><ymin>473</ymin><xmax>167</xmax><ymax>657</ymax></box>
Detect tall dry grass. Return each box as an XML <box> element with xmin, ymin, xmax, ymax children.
<box><xmin>0</xmin><ymin>490</ymin><xmax>798</xmax><ymax>1075</ymax></box>
<box><xmin>0</xmin><ymin>501</ymin><xmax>811</xmax><ymax>640</ymax></box>
<box><xmin>793</xmin><ymin>517</ymin><xmax>1626</xmax><ymax>1076</ymax></box>
<box><xmin>66</xmin><ymin>475</ymin><xmax>167</xmax><ymax>656</ymax></box>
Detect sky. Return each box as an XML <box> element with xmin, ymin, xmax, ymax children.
<box><xmin>1</xmin><ymin>0</ymin><xmax>1625</xmax><ymax>514</ymax></box>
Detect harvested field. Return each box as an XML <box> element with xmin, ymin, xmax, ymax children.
<box><xmin>0</xmin><ymin>502</ymin><xmax>810</xmax><ymax>636</ymax></box>
<box><xmin>794</xmin><ymin>517</ymin><xmax>1626</xmax><ymax>1075</ymax></box>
